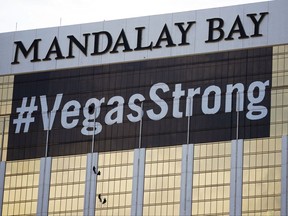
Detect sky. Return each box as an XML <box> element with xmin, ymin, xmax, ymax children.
<box><xmin>0</xmin><ymin>0</ymin><xmax>268</xmax><ymax>33</ymax></box>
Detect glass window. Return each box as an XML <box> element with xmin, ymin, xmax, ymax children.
<box><xmin>48</xmin><ymin>154</ymin><xmax>86</xmax><ymax>215</ymax></box>
<box><xmin>143</xmin><ymin>146</ymin><xmax>182</xmax><ymax>216</ymax></box>
<box><xmin>2</xmin><ymin>159</ymin><xmax>40</xmax><ymax>216</ymax></box>
<box><xmin>95</xmin><ymin>150</ymin><xmax>133</xmax><ymax>215</ymax></box>
<box><xmin>242</xmin><ymin>138</ymin><xmax>281</xmax><ymax>216</ymax></box>
<box><xmin>192</xmin><ymin>141</ymin><xmax>231</xmax><ymax>216</ymax></box>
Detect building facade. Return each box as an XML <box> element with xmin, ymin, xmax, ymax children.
<box><xmin>0</xmin><ymin>1</ymin><xmax>288</xmax><ymax>215</ymax></box>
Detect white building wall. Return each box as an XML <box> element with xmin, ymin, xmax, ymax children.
<box><xmin>0</xmin><ymin>0</ymin><xmax>287</xmax><ymax>75</ymax></box>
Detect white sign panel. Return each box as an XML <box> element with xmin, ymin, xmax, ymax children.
<box><xmin>0</xmin><ymin>0</ymin><xmax>287</xmax><ymax>75</ymax></box>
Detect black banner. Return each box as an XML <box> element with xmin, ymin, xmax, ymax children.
<box><xmin>7</xmin><ymin>47</ymin><xmax>272</xmax><ymax>160</ymax></box>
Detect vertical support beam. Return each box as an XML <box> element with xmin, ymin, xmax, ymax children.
<box><xmin>131</xmin><ymin>148</ymin><xmax>146</xmax><ymax>216</ymax></box>
<box><xmin>83</xmin><ymin>152</ymin><xmax>98</xmax><ymax>216</ymax></box>
<box><xmin>180</xmin><ymin>144</ymin><xmax>194</xmax><ymax>216</ymax></box>
<box><xmin>37</xmin><ymin>157</ymin><xmax>52</xmax><ymax>216</ymax></box>
<box><xmin>0</xmin><ymin>161</ymin><xmax>6</xmax><ymax>215</ymax></box>
<box><xmin>281</xmin><ymin>135</ymin><xmax>288</xmax><ymax>216</ymax></box>
<box><xmin>230</xmin><ymin>139</ymin><xmax>243</xmax><ymax>216</ymax></box>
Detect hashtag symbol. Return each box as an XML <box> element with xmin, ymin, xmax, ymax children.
<box><xmin>13</xmin><ymin>97</ymin><xmax>38</xmax><ymax>133</ymax></box>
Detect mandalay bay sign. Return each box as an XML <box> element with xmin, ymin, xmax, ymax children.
<box><xmin>11</xmin><ymin>13</ymin><xmax>268</xmax><ymax>64</ymax></box>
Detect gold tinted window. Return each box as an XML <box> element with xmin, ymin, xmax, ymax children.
<box><xmin>143</xmin><ymin>146</ymin><xmax>182</xmax><ymax>216</ymax></box>
<box><xmin>0</xmin><ymin>75</ymin><xmax>14</xmax><ymax>162</ymax></box>
<box><xmin>95</xmin><ymin>150</ymin><xmax>134</xmax><ymax>215</ymax></box>
<box><xmin>48</xmin><ymin>155</ymin><xmax>86</xmax><ymax>215</ymax></box>
<box><xmin>192</xmin><ymin>142</ymin><xmax>231</xmax><ymax>216</ymax></box>
<box><xmin>2</xmin><ymin>159</ymin><xmax>40</xmax><ymax>216</ymax></box>
<box><xmin>242</xmin><ymin>138</ymin><xmax>281</xmax><ymax>215</ymax></box>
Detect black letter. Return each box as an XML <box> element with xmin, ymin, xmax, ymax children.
<box><xmin>205</xmin><ymin>18</ymin><xmax>225</xmax><ymax>43</ymax></box>
<box><xmin>225</xmin><ymin>15</ymin><xmax>249</xmax><ymax>40</ymax></box>
<box><xmin>110</xmin><ymin>29</ymin><xmax>133</xmax><ymax>53</ymax></box>
<box><xmin>247</xmin><ymin>12</ymin><xmax>269</xmax><ymax>37</ymax></box>
<box><xmin>153</xmin><ymin>24</ymin><xmax>176</xmax><ymax>48</ymax></box>
<box><xmin>134</xmin><ymin>27</ymin><xmax>153</xmax><ymax>51</ymax></box>
<box><xmin>67</xmin><ymin>33</ymin><xmax>90</xmax><ymax>58</ymax></box>
<box><xmin>43</xmin><ymin>37</ymin><xmax>65</xmax><ymax>61</ymax></box>
<box><xmin>91</xmin><ymin>31</ymin><xmax>113</xmax><ymax>55</ymax></box>
<box><xmin>175</xmin><ymin>21</ymin><xmax>196</xmax><ymax>46</ymax></box>
<box><xmin>11</xmin><ymin>39</ymin><xmax>41</xmax><ymax>64</ymax></box>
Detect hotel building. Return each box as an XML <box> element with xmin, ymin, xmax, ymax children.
<box><xmin>0</xmin><ymin>0</ymin><xmax>287</xmax><ymax>215</ymax></box>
